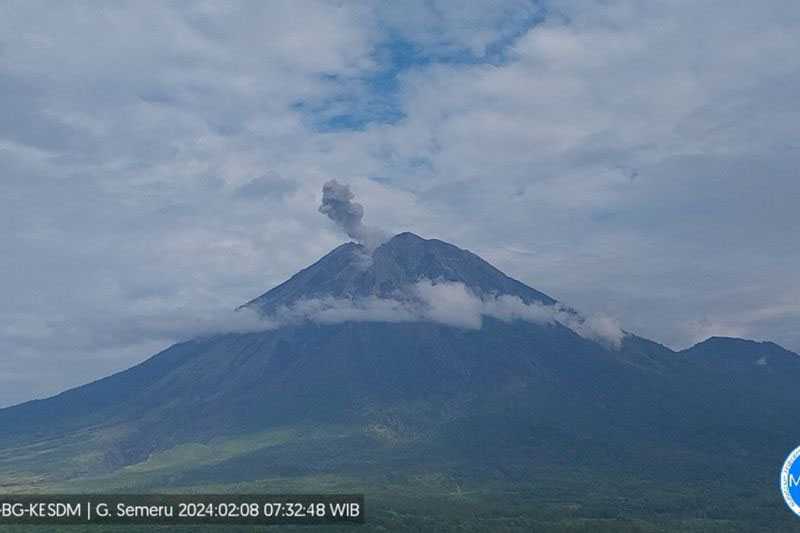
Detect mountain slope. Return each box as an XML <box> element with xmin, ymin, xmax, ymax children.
<box><xmin>0</xmin><ymin>234</ymin><xmax>651</xmax><ymax>443</ymax></box>
<box><xmin>244</xmin><ymin>232</ymin><xmax>556</xmax><ymax>314</ymax></box>
<box><xmin>0</xmin><ymin>233</ymin><xmax>798</xmax><ymax>530</ymax></box>
<box><xmin>2</xmin><ymin>234</ymin><xmax>798</xmax><ymax>454</ymax></box>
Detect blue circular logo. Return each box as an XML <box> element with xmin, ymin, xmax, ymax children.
<box><xmin>781</xmin><ymin>446</ymin><xmax>800</xmax><ymax>516</ymax></box>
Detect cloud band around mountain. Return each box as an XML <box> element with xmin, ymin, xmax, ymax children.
<box><xmin>202</xmin><ymin>280</ymin><xmax>626</xmax><ymax>349</ymax></box>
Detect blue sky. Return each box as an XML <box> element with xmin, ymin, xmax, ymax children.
<box><xmin>1</xmin><ymin>0</ymin><xmax>799</xmax><ymax>407</ymax></box>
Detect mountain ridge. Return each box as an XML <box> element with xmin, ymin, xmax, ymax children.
<box><xmin>243</xmin><ymin>232</ymin><xmax>556</xmax><ymax>315</ymax></box>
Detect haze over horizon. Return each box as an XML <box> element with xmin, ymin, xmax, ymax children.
<box><xmin>1</xmin><ymin>1</ymin><xmax>799</xmax><ymax>408</ymax></box>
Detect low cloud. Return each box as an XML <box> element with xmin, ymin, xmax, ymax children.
<box><xmin>412</xmin><ymin>281</ymin><xmax>484</xmax><ymax>329</ymax></box>
<box><xmin>204</xmin><ymin>280</ymin><xmax>627</xmax><ymax>349</ymax></box>
<box><xmin>0</xmin><ymin>307</ymin><xmax>277</xmax><ymax>352</ymax></box>
<box><xmin>413</xmin><ymin>280</ymin><xmax>626</xmax><ymax>348</ymax></box>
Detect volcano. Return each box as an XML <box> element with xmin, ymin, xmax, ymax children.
<box><xmin>1</xmin><ymin>232</ymin><xmax>798</xmax><ymax>530</ymax></box>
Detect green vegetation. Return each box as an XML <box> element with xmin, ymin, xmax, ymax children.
<box><xmin>0</xmin><ymin>426</ymin><xmax>796</xmax><ymax>532</ymax></box>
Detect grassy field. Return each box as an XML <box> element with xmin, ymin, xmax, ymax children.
<box><xmin>1</xmin><ymin>425</ymin><xmax>798</xmax><ymax>532</ymax></box>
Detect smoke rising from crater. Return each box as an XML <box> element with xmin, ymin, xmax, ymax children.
<box><xmin>319</xmin><ymin>180</ymin><xmax>387</xmax><ymax>251</ymax></box>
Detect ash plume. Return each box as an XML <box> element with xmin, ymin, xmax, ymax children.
<box><xmin>319</xmin><ymin>180</ymin><xmax>387</xmax><ymax>251</ymax></box>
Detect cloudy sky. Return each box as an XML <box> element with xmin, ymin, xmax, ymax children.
<box><xmin>1</xmin><ymin>0</ymin><xmax>798</xmax><ymax>407</ymax></box>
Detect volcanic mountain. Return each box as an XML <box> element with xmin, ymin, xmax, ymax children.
<box><xmin>244</xmin><ymin>232</ymin><xmax>555</xmax><ymax>312</ymax></box>
<box><xmin>0</xmin><ymin>233</ymin><xmax>798</xmax><ymax>529</ymax></box>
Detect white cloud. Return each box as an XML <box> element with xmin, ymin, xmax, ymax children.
<box><xmin>566</xmin><ymin>314</ymin><xmax>626</xmax><ymax>349</ymax></box>
<box><xmin>412</xmin><ymin>280</ymin><xmax>484</xmax><ymax>329</ymax></box>
<box><xmin>233</xmin><ymin>280</ymin><xmax>628</xmax><ymax>349</ymax></box>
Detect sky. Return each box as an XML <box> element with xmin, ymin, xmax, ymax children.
<box><xmin>1</xmin><ymin>0</ymin><xmax>799</xmax><ymax>407</ymax></box>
